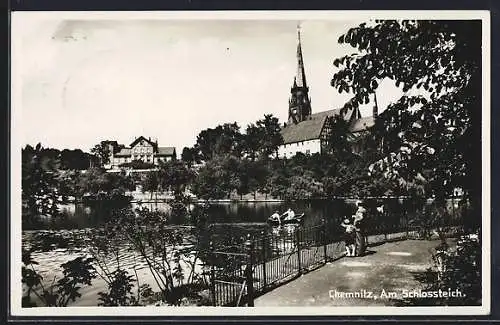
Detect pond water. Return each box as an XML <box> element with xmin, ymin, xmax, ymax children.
<box><xmin>21</xmin><ymin>198</ymin><xmax>464</xmax><ymax>306</ymax></box>
<box><xmin>31</xmin><ymin>199</ymin><xmax>365</xmax><ymax>230</ymax></box>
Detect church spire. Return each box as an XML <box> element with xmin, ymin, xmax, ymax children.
<box><xmin>295</xmin><ymin>24</ymin><xmax>307</xmax><ymax>88</ymax></box>
<box><xmin>288</xmin><ymin>23</ymin><xmax>312</xmax><ymax>125</ymax></box>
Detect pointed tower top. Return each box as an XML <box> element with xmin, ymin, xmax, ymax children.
<box><xmin>295</xmin><ymin>23</ymin><xmax>307</xmax><ymax>88</ymax></box>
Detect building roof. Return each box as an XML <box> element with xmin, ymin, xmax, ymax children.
<box><xmin>281</xmin><ymin>108</ymin><xmax>374</xmax><ymax>144</ymax></box>
<box><xmin>114</xmin><ymin>148</ymin><xmax>131</xmax><ymax>157</ymax></box>
<box><xmin>281</xmin><ymin>115</ymin><xmax>328</xmax><ymax>144</ymax></box>
<box><xmin>154</xmin><ymin>147</ymin><xmax>176</xmax><ymax>156</ymax></box>
<box><xmin>309</xmin><ymin>108</ymin><xmax>342</xmax><ymax>120</ymax></box>
<box><xmin>130</xmin><ymin>136</ymin><xmax>157</xmax><ymax>148</ymax></box>
<box><xmin>281</xmin><ymin>108</ymin><xmax>345</xmax><ymax>144</ymax></box>
<box><xmin>350</xmin><ymin>116</ymin><xmax>375</xmax><ymax>133</ymax></box>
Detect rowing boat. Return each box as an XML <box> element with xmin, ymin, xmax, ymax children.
<box><xmin>267</xmin><ymin>213</ymin><xmax>305</xmax><ymax>226</ymax></box>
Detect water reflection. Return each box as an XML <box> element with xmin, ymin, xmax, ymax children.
<box><xmin>29</xmin><ymin>200</ymin><xmax>350</xmax><ymax>230</ymax></box>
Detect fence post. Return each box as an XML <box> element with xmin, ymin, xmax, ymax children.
<box><xmin>261</xmin><ymin>231</ymin><xmax>267</xmax><ymax>291</ymax></box>
<box><xmin>245</xmin><ymin>235</ymin><xmax>255</xmax><ymax>307</ymax></box>
<box><xmin>405</xmin><ymin>201</ymin><xmax>410</xmax><ymax>239</ymax></box>
<box><xmin>322</xmin><ymin>218</ymin><xmax>328</xmax><ymax>264</ymax></box>
<box><xmin>296</xmin><ymin>228</ymin><xmax>302</xmax><ymax>275</ymax></box>
<box><xmin>209</xmin><ymin>241</ymin><xmax>216</xmax><ymax>306</ymax></box>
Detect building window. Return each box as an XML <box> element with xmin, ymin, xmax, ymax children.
<box><xmin>306</xmin><ymin>149</ymin><xmax>310</xmax><ymax>155</ymax></box>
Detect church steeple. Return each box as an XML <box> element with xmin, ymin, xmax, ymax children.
<box><xmin>288</xmin><ymin>24</ymin><xmax>312</xmax><ymax>125</ymax></box>
<box><xmin>295</xmin><ymin>26</ymin><xmax>307</xmax><ymax>88</ymax></box>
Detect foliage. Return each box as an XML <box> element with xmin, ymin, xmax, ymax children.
<box><xmin>90</xmin><ymin>141</ymin><xmax>113</xmax><ymax>167</ymax></box>
<box><xmin>59</xmin><ymin>148</ymin><xmax>95</xmax><ymax>170</ymax></box>
<box><xmin>22</xmin><ymin>143</ymin><xmax>69</xmax><ymax>227</ymax></box>
<box><xmin>73</xmin><ymin>168</ymin><xmax>134</xmax><ymax>198</ymax></box>
<box><xmin>325</xmin><ymin>115</ymin><xmax>353</xmax><ymax>158</ymax></box>
<box><xmin>140</xmin><ymin>170</ymin><xmax>160</xmax><ymax>199</ymax></box>
<box><xmin>97</xmin><ymin>269</ymin><xmax>139</xmax><ymax>306</ymax></box>
<box><xmin>181</xmin><ymin>147</ymin><xmax>201</xmax><ymax>167</ymax></box>
<box><xmin>158</xmin><ymin>160</ymin><xmax>195</xmax><ymax>197</ymax></box>
<box><xmin>331</xmin><ymin>20</ymin><xmax>481</xmax><ymax>206</ymax></box>
<box><xmin>191</xmin><ymin>154</ymin><xmax>241</xmax><ymax>200</ymax></box>
<box><xmin>243</xmin><ymin>114</ymin><xmax>283</xmax><ymax>160</ymax></box>
<box><xmin>398</xmin><ymin>233</ymin><xmax>481</xmax><ymax>306</ymax></box>
<box><xmin>22</xmin><ymin>249</ymin><xmax>96</xmax><ymax>307</ymax></box>
<box><xmin>89</xmin><ymin>207</ymin><xmax>206</xmax><ymax>305</ymax></box>
<box><xmin>192</xmin><ymin>122</ymin><xmax>244</xmax><ymax>161</ymax></box>
<box><xmin>119</xmin><ymin>159</ymin><xmax>156</xmax><ymax>170</ymax></box>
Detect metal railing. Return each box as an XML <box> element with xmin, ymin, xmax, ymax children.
<box><xmin>209</xmin><ymin>221</ymin><xmax>465</xmax><ymax>306</ymax></box>
<box><xmin>207</xmin><ymin>197</ymin><xmax>469</xmax><ymax>306</ymax></box>
<box><xmin>209</xmin><ymin>219</ymin><xmax>348</xmax><ymax>306</ymax></box>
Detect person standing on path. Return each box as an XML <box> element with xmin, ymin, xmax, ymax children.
<box><xmin>353</xmin><ymin>201</ymin><xmax>367</xmax><ymax>256</ymax></box>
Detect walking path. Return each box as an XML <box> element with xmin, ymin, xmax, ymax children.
<box><xmin>255</xmin><ymin>239</ymin><xmax>450</xmax><ymax>306</ymax></box>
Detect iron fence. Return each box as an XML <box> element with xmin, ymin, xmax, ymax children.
<box><xmin>208</xmin><ymin>197</ymin><xmax>468</xmax><ymax>306</ymax></box>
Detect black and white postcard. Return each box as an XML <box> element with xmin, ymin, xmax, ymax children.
<box><xmin>10</xmin><ymin>10</ymin><xmax>491</xmax><ymax>316</ymax></box>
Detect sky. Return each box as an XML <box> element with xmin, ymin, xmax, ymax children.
<box><xmin>14</xmin><ymin>14</ymin><xmax>405</xmax><ymax>153</ymax></box>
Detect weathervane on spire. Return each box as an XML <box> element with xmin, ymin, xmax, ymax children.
<box><xmin>297</xmin><ymin>22</ymin><xmax>302</xmax><ymax>41</ymax></box>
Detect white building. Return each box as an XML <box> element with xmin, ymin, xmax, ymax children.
<box><xmin>105</xmin><ymin>136</ymin><xmax>176</xmax><ymax>170</ymax></box>
<box><xmin>278</xmin><ymin>26</ymin><xmax>376</xmax><ymax>158</ymax></box>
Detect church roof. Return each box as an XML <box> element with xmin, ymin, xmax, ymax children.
<box><xmin>281</xmin><ymin>108</ymin><xmax>345</xmax><ymax>144</ymax></box>
<box><xmin>281</xmin><ymin>109</ymin><xmax>374</xmax><ymax>144</ymax></box>
<box><xmin>351</xmin><ymin>116</ymin><xmax>375</xmax><ymax>133</ymax></box>
<box><xmin>155</xmin><ymin>147</ymin><xmax>176</xmax><ymax>156</ymax></box>
<box><xmin>310</xmin><ymin>108</ymin><xmax>343</xmax><ymax>120</ymax></box>
<box><xmin>281</xmin><ymin>115</ymin><xmax>327</xmax><ymax>144</ymax></box>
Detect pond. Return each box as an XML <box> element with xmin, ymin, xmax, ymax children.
<box><xmin>28</xmin><ymin>199</ymin><xmax>362</xmax><ymax>230</ymax></box>
<box><xmin>21</xmin><ymin>198</ymin><xmax>464</xmax><ymax>306</ymax></box>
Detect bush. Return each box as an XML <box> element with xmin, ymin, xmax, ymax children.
<box><xmin>398</xmin><ymin>233</ymin><xmax>481</xmax><ymax>306</ymax></box>
<box><xmin>22</xmin><ymin>249</ymin><xmax>96</xmax><ymax>307</ymax></box>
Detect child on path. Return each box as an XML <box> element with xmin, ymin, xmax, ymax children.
<box><xmin>341</xmin><ymin>217</ymin><xmax>359</xmax><ymax>257</ymax></box>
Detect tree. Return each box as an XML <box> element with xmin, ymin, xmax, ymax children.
<box><xmin>331</xmin><ymin>20</ymin><xmax>481</xmax><ymax>211</ymax></box>
<box><xmin>193</xmin><ymin>122</ymin><xmax>243</xmax><ymax>161</ymax></box>
<box><xmin>181</xmin><ymin>147</ymin><xmax>201</xmax><ymax>168</ymax></box>
<box><xmin>255</xmin><ymin>114</ymin><xmax>283</xmax><ymax>159</ymax></box>
<box><xmin>22</xmin><ymin>144</ymin><xmax>68</xmax><ymax>226</ymax></box>
<box><xmin>285</xmin><ymin>171</ymin><xmax>324</xmax><ymax>200</ymax></box>
<box><xmin>191</xmin><ymin>155</ymin><xmax>241</xmax><ymax>200</ymax></box>
<box><xmin>119</xmin><ymin>160</ymin><xmax>155</xmax><ymax>170</ymax></box>
<box><xmin>243</xmin><ymin>114</ymin><xmax>283</xmax><ymax>161</ymax></box>
<box><xmin>74</xmin><ymin>168</ymin><xmax>134</xmax><ymax>199</ymax></box>
<box><xmin>91</xmin><ymin>141</ymin><xmax>112</xmax><ymax>167</ymax></box>
<box><xmin>326</xmin><ymin>115</ymin><xmax>353</xmax><ymax>158</ymax></box>
<box><xmin>242</xmin><ymin>123</ymin><xmax>262</xmax><ymax>161</ymax></box>
<box><xmin>158</xmin><ymin>160</ymin><xmax>195</xmax><ymax>198</ymax></box>
<box><xmin>60</xmin><ymin>149</ymin><xmax>93</xmax><ymax>170</ymax></box>
<box><xmin>264</xmin><ymin>161</ymin><xmax>291</xmax><ymax>200</ymax></box>
<box><xmin>141</xmin><ymin>171</ymin><xmax>160</xmax><ymax>200</ymax></box>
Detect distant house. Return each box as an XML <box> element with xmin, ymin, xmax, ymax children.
<box><xmin>278</xmin><ymin>27</ymin><xmax>377</xmax><ymax>159</ymax></box>
<box><xmin>104</xmin><ymin>136</ymin><xmax>176</xmax><ymax>170</ymax></box>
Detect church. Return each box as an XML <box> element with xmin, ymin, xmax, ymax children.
<box><xmin>278</xmin><ymin>28</ymin><xmax>377</xmax><ymax>159</ymax></box>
